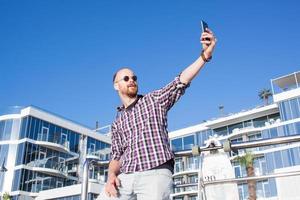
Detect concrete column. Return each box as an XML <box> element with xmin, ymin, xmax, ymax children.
<box><xmin>79</xmin><ymin>135</ymin><xmax>87</xmax><ymax>182</ymax></box>
<box><xmin>81</xmin><ymin>159</ymin><xmax>89</xmax><ymax>200</ymax></box>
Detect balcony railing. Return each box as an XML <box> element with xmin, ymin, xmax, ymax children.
<box><xmin>27</xmin><ymin>156</ymin><xmax>68</xmax><ymax>176</ymax></box>
<box><xmin>37</xmin><ymin>133</ymin><xmax>70</xmax><ymax>148</ymax></box>
<box><xmin>87</xmin><ymin>148</ymin><xmax>111</xmax><ymax>161</ymax></box>
<box><xmin>271</xmin><ymin>71</ymin><xmax>300</xmax><ymax>95</ymax></box>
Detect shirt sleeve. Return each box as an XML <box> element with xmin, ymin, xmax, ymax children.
<box><xmin>110</xmin><ymin>122</ymin><xmax>123</xmax><ymax>161</ymax></box>
<box><xmin>151</xmin><ymin>74</ymin><xmax>190</xmax><ymax>111</ymax></box>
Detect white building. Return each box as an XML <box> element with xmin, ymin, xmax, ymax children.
<box><xmin>169</xmin><ymin>71</ymin><xmax>300</xmax><ymax>200</ymax></box>
<box><xmin>0</xmin><ymin>106</ymin><xmax>111</xmax><ymax>200</ymax></box>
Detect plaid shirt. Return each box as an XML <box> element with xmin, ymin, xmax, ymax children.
<box><xmin>111</xmin><ymin>75</ymin><xmax>190</xmax><ymax>173</ymax></box>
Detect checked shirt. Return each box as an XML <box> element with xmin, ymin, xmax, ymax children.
<box><xmin>111</xmin><ymin>75</ymin><xmax>190</xmax><ymax>173</ymax></box>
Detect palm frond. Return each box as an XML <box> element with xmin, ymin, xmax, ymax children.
<box><xmin>236</xmin><ymin>151</ymin><xmax>254</xmax><ymax>168</ymax></box>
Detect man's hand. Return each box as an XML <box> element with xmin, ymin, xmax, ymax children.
<box><xmin>201</xmin><ymin>28</ymin><xmax>217</xmax><ymax>59</ymax></box>
<box><xmin>105</xmin><ymin>174</ymin><xmax>121</xmax><ymax>197</ymax></box>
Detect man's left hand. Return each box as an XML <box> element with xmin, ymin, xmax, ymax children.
<box><xmin>201</xmin><ymin>28</ymin><xmax>217</xmax><ymax>59</ymax></box>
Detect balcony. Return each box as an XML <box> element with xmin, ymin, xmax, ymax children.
<box><xmin>86</xmin><ymin>148</ymin><xmax>110</xmax><ymax>164</ymax></box>
<box><xmin>67</xmin><ymin>164</ymin><xmax>78</xmax><ymax>173</ymax></box>
<box><xmin>271</xmin><ymin>71</ymin><xmax>300</xmax><ymax>102</ymax></box>
<box><xmin>26</xmin><ymin>156</ymin><xmax>69</xmax><ymax>178</ymax></box>
<box><xmin>171</xmin><ymin>184</ymin><xmax>198</xmax><ymax>198</ymax></box>
<box><xmin>89</xmin><ymin>173</ymin><xmax>107</xmax><ymax>183</ymax></box>
<box><xmin>36</xmin><ymin>133</ymin><xmax>72</xmax><ymax>154</ymax></box>
<box><xmin>173</xmin><ymin>164</ymin><xmax>199</xmax><ymax>177</ymax></box>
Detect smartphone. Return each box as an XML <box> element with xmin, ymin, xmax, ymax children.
<box><xmin>201</xmin><ymin>20</ymin><xmax>210</xmax><ymax>41</ymax></box>
<box><xmin>201</xmin><ymin>20</ymin><xmax>209</xmax><ymax>33</ymax></box>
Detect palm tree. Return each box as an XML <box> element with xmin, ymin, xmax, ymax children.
<box><xmin>258</xmin><ymin>88</ymin><xmax>272</xmax><ymax>105</ymax></box>
<box><xmin>236</xmin><ymin>152</ymin><xmax>256</xmax><ymax>200</ymax></box>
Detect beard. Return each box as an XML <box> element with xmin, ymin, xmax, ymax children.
<box><xmin>127</xmin><ymin>85</ymin><xmax>138</xmax><ymax>98</ymax></box>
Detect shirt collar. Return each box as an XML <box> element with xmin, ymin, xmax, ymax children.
<box><xmin>117</xmin><ymin>95</ymin><xmax>144</xmax><ymax>112</ymax></box>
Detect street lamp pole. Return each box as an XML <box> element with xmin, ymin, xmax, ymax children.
<box><xmin>81</xmin><ymin>159</ymin><xmax>90</xmax><ymax>200</ymax></box>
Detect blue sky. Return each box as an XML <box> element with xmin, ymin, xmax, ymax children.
<box><xmin>1</xmin><ymin>0</ymin><xmax>300</xmax><ymax>131</ymax></box>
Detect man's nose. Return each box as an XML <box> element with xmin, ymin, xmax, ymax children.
<box><xmin>129</xmin><ymin>77</ymin><xmax>136</xmax><ymax>82</ymax></box>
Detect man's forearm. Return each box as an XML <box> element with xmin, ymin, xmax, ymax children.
<box><xmin>180</xmin><ymin>29</ymin><xmax>216</xmax><ymax>84</ymax></box>
<box><xmin>180</xmin><ymin>55</ymin><xmax>206</xmax><ymax>84</ymax></box>
<box><xmin>108</xmin><ymin>160</ymin><xmax>121</xmax><ymax>178</ymax></box>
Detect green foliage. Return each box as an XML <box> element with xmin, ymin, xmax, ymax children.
<box><xmin>236</xmin><ymin>151</ymin><xmax>254</xmax><ymax>168</ymax></box>
<box><xmin>3</xmin><ymin>192</ymin><xmax>11</xmax><ymax>200</ymax></box>
<box><xmin>258</xmin><ymin>88</ymin><xmax>273</xmax><ymax>105</ymax></box>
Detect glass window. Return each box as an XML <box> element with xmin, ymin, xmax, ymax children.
<box><xmin>171</xmin><ymin>138</ymin><xmax>183</xmax><ymax>151</ymax></box>
<box><xmin>228</xmin><ymin>122</ymin><xmax>243</xmax><ymax>133</ymax></box>
<box><xmin>295</xmin><ymin>122</ymin><xmax>300</xmax><ymax>135</ymax></box>
<box><xmin>69</xmin><ymin>131</ymin><xmax>76</xmax><ymax>152</ymax></box>
<box><xmin>286</xmin><ymin>123</ymin><xmax>296</xmax><ymax>135</ymax></box>
<box><xmin>19</xmin><ymin>117</ymin><xmax>29</xmax><ymax>139</ymax></box>
<box><xmin>0</xmin><ymin>121</ymin><xmax>5</xmax><ymax>140</ymax></box>
<box><xmin>277</xmin><ymin>125</ymin><xmax>285</xmax><ymax>137</ymax></box>
<box><xmin>285</xmin><ymin>100</ymin><xmax>293</xmax><ymax>120</ymax></box>
<box><xmin>268</xmin><ymin>178</ymin><xmax>278</xmax><ymax>197</ymax></box>
<box><xmin>274</xmin><ymin>151</ymin><xmax>283</xmax><ymax>168</ymax></box>
<box><xmin>238</xmin><ymin>185</ymin><xmax>245</xmax><ymax>200</ymax></box>
<box><xmin>15</xmin><ymin>143</ymin><xmax>25</xmax><ymax>165</ymax></box>
<box><xmin>279</xmin><ymin>101</ymin><xmax>286</xmax><ymax>121</ymax></box>
<box><xmin>0</xmin><ymin>120</ymin><xmax>13</xmax><ymax>140</ymax></box>
<box><xmin>231</xmin><ymin>137</ymin><xmax>243</xmax><ymax>144</ymax></box>
<box><xmin>234</xmin><ymin>165</ymin><xmax>241</xmax><ymax>177</ymax></box>
<box><xmin>10</xmin><ymin>119</ymin><xmax>20</xmax><ymax>140</ymax></box>
<box><xmin>174</xmin><ymin>158</ymin><xmax>183</xmax><ymax>173</ymax></box>
<box><xmin>262</xmin><ymin>129</ymin><xmax>270</xmax><ymax>139</ymax></box>
<box><xmin>253</xmin><ymin>116</ymin><xmax>268</xmax><ymax>127</ymax></box>
<box><xmin>12</xmin><ymin>169</ymin><xmax>22</xmax><ymax>191</ymax></box>
<box><xmin>292</xmin><ymin>148</ymin><xmax>300</xmax><ymax>165</ymax></box>
<box><xmin>188</xmin><ymin>175</ymin><xmax>198</xmax><ymax>183</ymax></box>
<box><xmin>265</xmin><ymin>153</ymin><xmax>275</xmax><ymax>173</ymax></box>
<box><xmin>0</xmin><ymin>145</ymin><xmax>9</xmax><ymax>191</ymax></box>
<box><xmin>281</xmin><ymin>149</ymin><xmax>291</xmax><ymax>167</ymax></box>
<box><xmin>270</xmin><ymin>128</ymin><xmax>278</xmax><ymax>138</ymax></box>
<box><xmin>268</xmin><ymin>113</ymin><xmax>280</xmax><ymax>121</ymax></box>
<box><xmin>243</xmin><ymin>120</ymin><xmax>253</xmax><ymax>128</ymax></box>
<box><xmin>183</xmin><ymin>135</ymin><xmax>194</xmax><ymax>150</ymax></box>
<box><xmin>261</xmin><ymin>160</ymin><xmax>267</xmax><ymax>175</ymax></box>
<box><xmin>189</xmin><ymin>196</ymin><xmax>197</xmax><ymax>200</ymax></box>
<box><xmin>290</xmin><ymin>98</ymin><xmax>300</xmax><ymax>119</ymax></box>
<box><xmin>48</xmin><ymin>123</ymin><xmax>55</xmax><ymax>143</ymax></box>
<box><xmin>248</xmin><ymin>133</ymin><xmax>262</xmax><ymax>141</ymax></box>
<box><xmin>213</xmin><ymin>126</ymin><xmax>228</xmax><ymax>136</ymax></box>
<box><xmin>256</xmin><ymin>181</ymin><xmax>264</xmax><ymax>198</ymax></box>
<box><xmin>186</xmin><ymin>156</ymin><xmax>199</xmax><ymax>170</ymax></box>
<box><xmin>197</xmin><ymin>131</ymin><xmax>203</xmax><ymax>146</ymax></box>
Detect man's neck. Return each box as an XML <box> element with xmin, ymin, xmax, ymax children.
<box><xmin>121</xmin><ymin>95</ymin><xmax>138</xmax><ymax>108</ymax></box>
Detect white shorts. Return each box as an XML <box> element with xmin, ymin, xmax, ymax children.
<box><xmin>97</xmin><ymin>168</ymin><xmax>173</xmax><ymax>200</ymax></box>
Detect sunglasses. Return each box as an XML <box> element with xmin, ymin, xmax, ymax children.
<box><xmin>115</xmin><ymin>75</ymin><xmax>138</xmax><ymax>83</ymax></box>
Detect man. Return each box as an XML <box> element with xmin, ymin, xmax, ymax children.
<box><xmin>99</xmin><ymin>28</ymin><xmax>216</xmax><ymax>200</ymax></box>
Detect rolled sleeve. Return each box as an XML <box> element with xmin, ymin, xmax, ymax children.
<box><xmin>110</xmin><ymin>123</ymin><xmax>123</xmax><ymax>161</ymax></box>
<box><xmin>151</xmin><ymin>74</ymin><xmax>190</xmax><ymax>111</ymax></box>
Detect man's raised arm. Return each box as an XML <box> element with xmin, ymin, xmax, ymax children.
<box><xmin>180</xmin><ymin>28</ymin><xmax>217</xmax><ymax>84</ymax></box>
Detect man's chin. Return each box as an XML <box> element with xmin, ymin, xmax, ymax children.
<box><xmin>127</xmin><ymin>88</ymin><xmax>138</xmax><ymax>97</ymax></box>
<box><xmin>128</xmin><ymin>92</ymin><xmax>138</xmax><ymax>98</ymax></box>
<box><xmin>127</xmin><ymin>87</ymin><xmax>138</xmax><ymax>98</ymax></box>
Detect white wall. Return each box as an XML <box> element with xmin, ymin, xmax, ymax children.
<box><xmin>275</xmin><ymin>166</ymin><xmax>300</xmax><ymax>200</ymax></box>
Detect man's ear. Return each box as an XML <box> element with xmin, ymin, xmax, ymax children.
<box><xmin>114</xmin><ymin>82</ymin><xmax>119</xmax><ymax>91</ymax></box>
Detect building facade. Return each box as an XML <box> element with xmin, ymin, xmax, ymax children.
<box><xmin>1</xmin><ymin>71</ymin><xmax>300</xmax><ymax>200</ymax></box>
<box><xmin>0</xmin><ymin>106</ymin><xmax>111</xmax><ymax>200</ymax></box>
<box><xmin>169</xmin><ymin>71</ymin><xmax>300</xmax><ymax>200</ymax></box>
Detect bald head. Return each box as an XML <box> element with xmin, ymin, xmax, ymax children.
<box><xmin>113</xmin><ymin>67</ymin><xmax>133</xmax><ymax>83</ymax></box>
<box><xmin>113</xmin><ymin>67</ymin><xmax>138</xmax><ymax>98</ymax></box>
